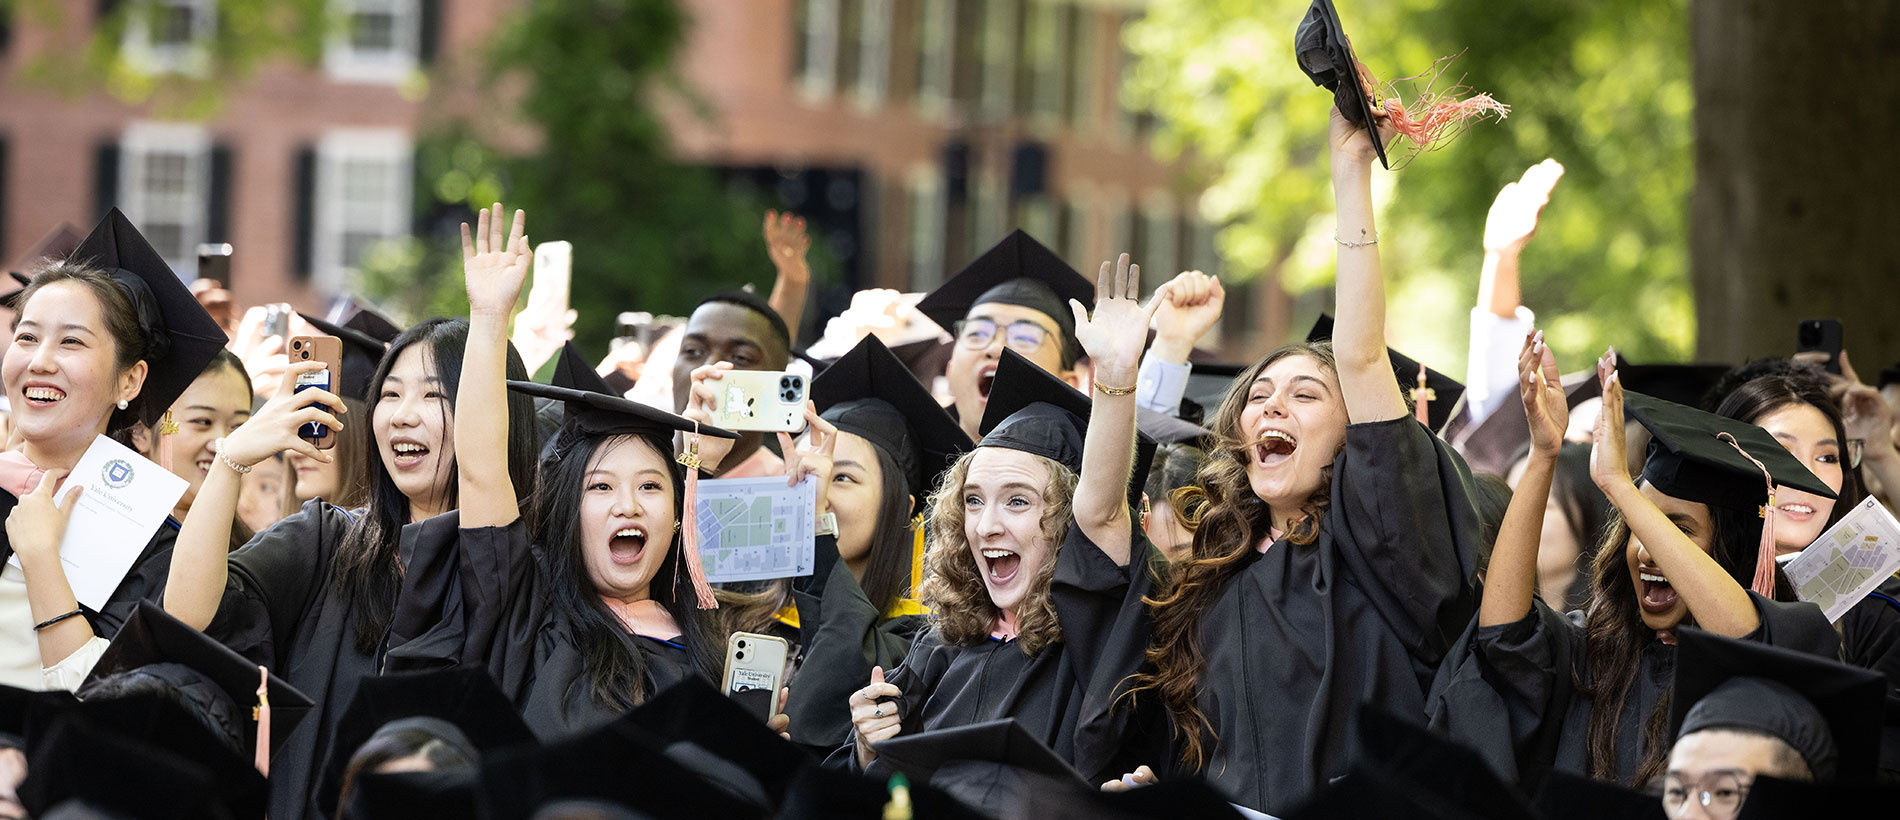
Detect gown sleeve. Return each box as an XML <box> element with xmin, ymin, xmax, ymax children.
<box><xmin>825</xmin><ymin>627</ymin><xmax>956</xmax><ymax>775</ymax></box>
<box><xmin>1057</xmin><ymin>521</ymin><xmax>1169</xmax><ymax>782</ymax></box>
<box><xmin>1428</xmin><ymin>600</ymin><xmax>1584</xmax><ymax>786</ymax></box>
<box><xmin>1840</xmin><ymin>579</ymin><xmax>1900</xmax><ymax>777</ymax></box>
<box><xmin>1328</xmin><ymin>416</ymin><xmax>1485</xmax><ymax>666</ymax></box>
<box><xmin>381</xmin><ymin>514</ymin><xmax>532</xmax><ymax>674</ymax></box>
<box><xmin>785</xmin><ymin>535</ymin><xmax>917</xmax><ymax>750</ymax></box>
<box><xmin>206</xmin><ymin>500</ymin><xmax>351</xmax><ymax>667</ymax></box>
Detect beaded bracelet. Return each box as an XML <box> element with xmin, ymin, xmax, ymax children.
<box><xmin>214</xmin><ymin>437</ymin><xmax>253</xmax><ymax>475</ymax></box>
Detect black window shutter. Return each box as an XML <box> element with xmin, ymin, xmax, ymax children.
<box><xmin>417</xmin><ymin>0</ymin><xmax>441</xmax><ymax>65</ymax></box>
<box><xmin>206</xmin><ymin>143</ymin><xmax>232</xmax><ymax>243</ymax></box>
<box><xmin>292</xmin><ymin>146</ymin><xmax>317</xmax><ymax>282</ymax></box>
<box><xmin>94</xmin><ymin>142</ymin><xmax>120</xmax><ymax>219</ymax></box>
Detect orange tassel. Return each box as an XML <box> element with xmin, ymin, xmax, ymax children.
<box><xmin>1354</xmin><ymin>54</ymin><xmax>1509</xmax><ymax>162</ymax></box>
<box><xmin>253</xmin><ymin>665</ymin><xmax>271</xmax><ymax>776</ymax></box>
<box><xmin>675</xmin><ymin>426</ymin><xmax>719</xmax><ymax>610</ymax></box>
<box><xmin>1717</xmin><ymin>433</ymin><xmax>1780</xmax><ymax>598</ymax></box>
<box><xmin>1412</xmin><ymin>363</ymin><xmax>1434</xmax><ymax>426</ymax></box>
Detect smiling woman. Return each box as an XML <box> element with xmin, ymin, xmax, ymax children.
<box><xmin>155</xmin><ymin>349</ymin><xmax>253</xmax><ymax>546</ymax></box>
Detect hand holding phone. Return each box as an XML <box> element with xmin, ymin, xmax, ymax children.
<box><xmin>707</xmin><ymin>370</ymin><xmax>808</xmax><ymax>433</ymax></box>
<box><xmin>722</xmin><ymin>631</ymin><xmax>789</xmax><ymax>723</ymax></box>
<box><xmin>1796</xmin><ymin>319</ymin><xmax>1845</xmax><ymax>375</ymax></box>
<box><xmin>289</xmin><ymin>335</ymin><xmax>343</xmax><ymax>449</ymax></box>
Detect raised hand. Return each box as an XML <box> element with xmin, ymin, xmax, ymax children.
<box><xmin>681</xmin><ymin>362</ymin><xmax>738</xmax><ymax>473</ymax></box>
<box><xmin>1069</xmin><ymin>253</ymin><xmax>1163</xmax><ymax>391</ymax></box>
<box><xmin>1151</xmin><ymin>270</ymin><xmax>1224</xmax><ymax>364</ymax></box>
<box><xmin>218</xmin><ymin>360</ymin><xmax>347</xmax><ymax>470</ymax></box>
<box><xmin>231</xmin><ymin>305</ymin><xmax>289</xmax><ymax>399</ymax></box>
<box><xmin>763</xmin><ymin>210</ymin><xmax>812</xmax><ymax>276</ymax></box>
<box><xmin>1328</xmin><ymin>104</ymin><xmax>1399</xmax><ymax>169</ymax></box>
<box><xmin>849</xmin><ymin>665</ymin><xmax>903</xmax><ymax>769</ymax></box>
<box><xmin>1589</xmin><ymin>349</ymin><xmax>1630</xmax><ymax>492</ymax></box>
<box><xmin>461</xmin><ymin>203</ymin><xmax>531</xmax><ymax>317</ymax></box>
<box><xmin>779</xmin><ymin>403</ymin><xmax>836</xmax><ymax>518</ymax></box>
<box><xmin>1519</xmin><ymin>329</ymin><xmax>1568</xmax><ymax>457</ymax></box>
<box><xmin>6</xmin><ymin>468</ymin><xmax>80</xmax><ymax>566</ymax></box>
<box><xmin>1483</xmin><ymin>159</ymin><xmax>1565</xmax><ymax>254</ymax></box>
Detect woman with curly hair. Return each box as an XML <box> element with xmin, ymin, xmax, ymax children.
<box><xmin>834</xmin><ymin>345</ymin><xmax>1153</xmax><ymax>778</ymax></box>
<box><xmin>1083</xmin><ymin>108</ymin><xmax>1489</xmax><ymax>814</ymax></box>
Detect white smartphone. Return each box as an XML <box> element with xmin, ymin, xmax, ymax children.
<box><xmin>708</xmin><ymin>370</ymin><xmax>807</xmax><ymax>433</ymax></box>
<box><xmin>531</xmin><ymin>241</ymin><xmax>572</xmax><ymax>311</ymax></box>
<box><xmin>722</xmin><ymin>631</ymin><xmax>789</xmax><ymax>723</ymax></box>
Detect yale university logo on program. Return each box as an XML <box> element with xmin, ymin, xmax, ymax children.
<box><xmin>102</xmin><ymin>459</ymin><xmax>135</xmax><ymax>489</ymax></box>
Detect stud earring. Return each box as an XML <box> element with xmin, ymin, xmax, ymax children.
<box><xmin>117</xmin><ymin>399</ymin><xmax>128</xmax><ymax>410</ymax></box>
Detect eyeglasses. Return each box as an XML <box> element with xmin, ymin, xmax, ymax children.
<box><xmin>954</xmin><ymin>318</ymin><xmax>1055</xmax><ymax>355</ymax></box>
<box><xmin>1659</xmin><ymin>773</ymin><xmax>1751</xmax><ymax>818</ymax></box>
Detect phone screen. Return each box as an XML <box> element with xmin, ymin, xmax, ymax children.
<box><xmin>295</xmin><ymin>369</ymin><xmax>331</xmax><ymax>439</ymax></box>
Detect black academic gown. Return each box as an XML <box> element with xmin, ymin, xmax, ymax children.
<box><xmin>1840</xmin><ymin>575</ymin><xmax>1900</xmax><ymax>778</ymax></box>
<box><xmin>0</xmin><ymin>490</ymin><xmax>178</xmax><ymax>646</ymax></box>
<box><xmin>826</xmin><ymin>516</ymin><xmax>1154</xmax><ymax>781</ymax></box>
<box><xmin>1167</xmin><ymin>417</ymin><xmax>1484</xmax><ymax>814</ymax></box>
<box><xmin>407</xmin><ymin>517</ymin><xmax>705</xmax><ymax>740</ymax></box>
<box><xmin>1426</xmin><ymin>593</ymin><xmax>1839</xmax><ymax>791</ymax></box>
<box><xmin>782</xmin><ymin>533</ymin><xmax>927</xmax><ymax>752</ymax></box>
<box><xmin>204</xmin><ymin>500</ymin><xmax>474</xmax><ymax>820</ymax></box>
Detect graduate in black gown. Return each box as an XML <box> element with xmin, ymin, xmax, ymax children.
<box><xmin>1428</xmin><ymin>342</ymin><xmax>1843</xmax><ymax>794</ymax></box>
<box><xmin>160</xmin><ymin>204</ymin><xmax>539</xmax><ymax>820</ymax></box>
<box><xmin>780</xmin><ymin>334</ymin><xmax>972</xmax><ymax>750</ymax></box>
<box><xmin>831</xmin><ymin>342</ymin><xmax>1155</xmax><ymax>780</ymax></box>
<box><xmin>1097</xmin><ymin>105</ymin><xmax>1487</xmax><ymax>815</ymax></box>
<box><xmin>0</xmin><ymin>209</ymin><xmax>225</xmax><ymax>692</ymax></box>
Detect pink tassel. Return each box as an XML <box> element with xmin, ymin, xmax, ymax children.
<box><xmin>1716</xmin><ymin>433</ymin><xmax>1780</xmax><ymax>598</ymax></box>
<box><xmin>675</xmin><ymin>426</ymin><xmax>719</xmax><ymax>610</ymax></box>
<box><xmin>1412</xmin><ymin>363</ymin><xmax>1435</xmax><ymax>426</ymax></box>
<box><xmin>254</xmin><ymin>665</ymin><xmax>271</xmax><ymax>776</ymax></box>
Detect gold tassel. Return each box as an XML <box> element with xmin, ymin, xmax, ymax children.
<box><xmin>158</xmin><ymin>409</ymin><xmax>179</xmax><ymax>436</ymax></box>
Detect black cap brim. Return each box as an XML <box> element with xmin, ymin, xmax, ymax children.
<box><xmin>811</xmin><ymin>335</ymin><xmax>973</xmax><ymax>491</ymax></box>
<box><xmin>507</xmin><ymin>380</ymin><xmax>738</xmax><ymax>441</ymax></box>
<box><xmin>1531</xmin><ymin>770</ymin><xmax>1667</xmax><ymax>820</ymax></box>
<box><xmin>318</xmin><ymin>668</ymin><xmax>536</xmax><ymax>814</ymax></box>
<box><xmin>65</xmin><ymin>209</ymin><xmax>230</xmax><ymax>425</ymax></box>
<box><xmin>84</xmin><ymin>601</ymin><xmax>313</xmax><ymax>759</ymax></box>
<box><xmin>1294</xmin><ymin>0</ymin><xmax>1388</xmax><ymax>169</ymax></box>
<box><xmin>914</xmin><ymin>230</ymin><xmax>1092</xmax><ymax>343</ymax></box>
<box><xmin>979</xmin><ymin>348</ymin><xmax>1157</xmax><ymax>506</ymax></box>
<box><xmin>342</xmin><ymin>305</ymin><xmax>403</xmax><ymax>345</ymax></box>
<box><xmin>1616</xmin><ymin>363</ymin><xmax>1731</xmax><ymax>411</ymax></box>
<box><xmin>1623</xmin><ymin>390</ymin><xmax>1838</xmax><ymax>509</ymax></box>
<box><xmin>1670</xmin><ymin>628</ymin><xmax>1885</xmax><ymax>782</ymax></box>
<box><xmin>1306</xmin><ymin>314</ymin><xmax>1465</xmax><ymax>431</ymax></box>
<box><xmin>871</xmin><ymin>717</ymin><xmax>1087</xmax><ymax>786</ymax></box>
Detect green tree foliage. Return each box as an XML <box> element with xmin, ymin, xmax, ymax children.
<box><xmin>1126</xmin><ymin>0</ymin><xmax>1693</xmax><ymax>367</ymax></box>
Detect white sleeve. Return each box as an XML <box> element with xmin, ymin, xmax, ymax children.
<box><xmin>41</xmin><ymin>635</ymin><xmax>110</xmax><ymax>692</ymax></box>
<box><xmin>1464</xmin><ymin>305</ymin><xmax>1536</xmax><ymax>427</ymax></box>
<box><xmin>1136</xmin><ymin>356</ymin><xmax>1193</xmax><ymax>416</ymax></box>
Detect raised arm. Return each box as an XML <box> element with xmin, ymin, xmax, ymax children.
<box><xmin>1479</xmin><ymin>331</ymin><xmax>1568</xmax><ymax>626</ymax></box>
<box><xmin>1071</xmin><ymin>254</ymin><xmax>1165</xmax><ymax>567</ymax></box>
<box><xmin>1478</xmin><ymin>160</ymin><xmax>1562</xmax><ymax>318</ymax></box>
<box><xmin>457</xmin><ymin>204</ymin><xmax>532</xmax><ymax>529</ymax></box>
<box><xmin>1591</xmin><ymin>355</ymin><xmax>1758</xmax><ymax>637</ymax></box>
<box><xmin>764</xmin><ymin>210</ymin><xmax>812</xmax><ymax>337</ymax></box>
<box><xmin>165</xmin><ymin>361</ymin><xmax>344</xmax><ymax>629</ymax></box>
<box><xmin>1326</xmin><ymin>107</ymin><xmax>1408</xmax><ymax>424</ymax></box>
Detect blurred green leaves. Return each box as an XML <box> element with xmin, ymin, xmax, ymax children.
<box><xmin>1126</xmin><ymin>0</ymin><xmax>1693</xmax><ymax>369</ymax></box>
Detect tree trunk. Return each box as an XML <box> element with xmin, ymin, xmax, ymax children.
<box><xmin>1690</xmin><ymin>0</ymin><xmax>1900</xmax><ymax>367</ymax></box>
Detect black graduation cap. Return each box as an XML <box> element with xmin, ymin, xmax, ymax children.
<box><xmin>19</xmin><ymin>713</ymin><xmax>232</xmax><ymax>820</ymax></box>
<box><xmin>338</xmin><ymin>770</ymin><xmax>478</xmax><ymax>820</ymax></box>
<box><xmin>83</xmin><ymin>600</ymin><xmax>312</xmax><ymax>760</ymax></box>
<box><xmin>1530</xmin><ymin>769</ymin><xmax>1666</xmax><ymax>820</ymax></box>
<box><xmin>811</xmin><ymin>335</ymin><xmax>973</xmax><ymax>492</ymax></box>
<box><xmin>508</xmin><ymin>380</ymin><xmax>739</xmax><ymax>443</ymax></box>
<box><xmin>64</xmin><ymin>208</ymin><xmax>229</xmax><ymax>425</ymax></box>
<box><xmin>1671</xmin><ymin>628</ymin><xmax>1886</xmax><ymax>782</ymax></box>
<box><xmin>1181</xmin><ymin>361</ymin><xmax>1247</xmax><ymax>425</ymax></box>
<box><xmin>1351</xmin><ymin>707</ymin><xmax>1536</xmax><ymax>820</ymax></box>
<box><xmin>1617</xmin><ymin>363</ymin><xmax>1731</xmax><ymax>411</ymax></box>
<box><xmin>1295</xmin><ymin>0</ymin><xmax>1388</xmax><ymax>169</ymax></box>
<box><xmin>1306</xmin><ymin>314</ymin><xmax>1466</xmax><ymax>432</ymax></box>
<box><xmin>553</xmin><ymin>340</ymin><xmax>617</xmax><ymax>397</ymax></box>
<box><xmin>890</xmin><ymin>336</ymin><xmax>955</xmax><ymax>386</ymax></box>
<box><xmin>776</xmin><ymin>766</ymin><xmax>996</xmax><ymax>820</ymax></box>
<box><xmin>318</xmin><ymin>668</ymin><xmax>537</xmax><ymax>814</ymax></box>
<box><xmin>872</xmin><ymin>718</ymin><xmax>1088</xmax><ymax>786</ymax></box>
<box><xmin>1622</xmin><ymin>391</ymin><xmax>1837</xmax><ymax>511</ymax></box>
<box><xmin>914</xmin><ymin>230</ymin><xmax>1094</xmax><ymax>364</ymax></box>
<box><xmin>0</xmin><ymin>272</ymin><xmax>28</xmax><ymax>306</ymax></box>
<box><xmin>0</xmin><ymin>683</ymin><xmax>77</xmax><ymax>749</ymax></box>
<box><xmin>978</xmin><ymin>349</ymin><xmax>1157</xmax><ymax>506</ymax></box>
<box><xmin>341</xmin><ymin>305</ymin><xmax>403</xmax><ymax>345</ymax></box>
<box><xmin>1285</xmin><ymin>766</ymin><xmax>1493</xmax><ymax>820</ymax></box>
<box><xmin>299</xmin><ymin>313</ymin><xmax>388</xmax><ymax>403</ymax></box>
<box><xmin>612</xmin><ymin>679</ymin><xmax>813</xmax><ymax>807</ymax></box>
<box><xmin>25</xmin><ymin>688</ymin><xmax>267</xmax><ymax>819</ymax></box>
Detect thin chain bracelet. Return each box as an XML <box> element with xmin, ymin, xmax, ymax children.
<box><xmin>1335</xmin><ymin>233</ymin><xmax>1379</xmax><ymax>248</ymax></box>
<box><xmin>214</xmin><ymin>437</ymin><xmax>253</xmax><ymax>475</ymax></box>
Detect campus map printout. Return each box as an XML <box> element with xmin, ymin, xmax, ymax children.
<box><xmin>1785</xmin><ymin>497</ymin><xmax>1900</xmax><ymax>623</ymax></box>
<box><xmin>692</xmin><ymin>475</ymin><xmax>817</xmax><ymax>584</ymax></box>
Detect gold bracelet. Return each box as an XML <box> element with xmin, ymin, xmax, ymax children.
<box><xmin>1094</xmin><ymin>380</ymin><xmax>1137</xmax><ymax>397</ymax></box>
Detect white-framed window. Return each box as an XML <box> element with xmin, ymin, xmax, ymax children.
<box><xmin>1020</xmin><ymin>0</ymin><xmax>1065</xmax><ymax>127</ymax></box>
<box><xmin>120</xmin><ymin>0</ymin><xmax>216</xmax><ymax>76</ymax></box>
<box><xmin>851</xmin><ymin>0</ymin><xmax>894</xmax><ymax>108</ymax></box>
<box><xmin>907</xmin><ymin>165</ymin><xmax>947</xmax><ymax>291</ymax></box>
<box><xmin>325</xmin><ymin>0</ymin><xmax>421</xmax><ymax>84</ymax></box>
<box><xmin>798</xmin><ymin>0</ymin><xmax>842</xmax><ymax>100</ymax></box>
<box><xmin>977</xmin><ymin>0</ymin><xmax>1020</xmax><ymax>122</ymax></box>
<box><xmin>313</xmin><ymin>129</ymin><xmax>412</xmax><ymax>292</ymax></box>
<box><xmin>914</xmin><ymin>0</ymin><xmax>954</xmax><ymax>116</ymax></box>
<box><xmin>119</xmin><ymin>122</ymin><xmax>211</xmax><ymax>274</ymax></box>
<box><xmin>1140</xmin><ymin>192</ymin><xmax>1178</xmax><ymax>288</ymax></box>
<box><xmin>1067</xmin><ymin>5</ymin><xmax>1098</xmax><ymax>131</ymax></box>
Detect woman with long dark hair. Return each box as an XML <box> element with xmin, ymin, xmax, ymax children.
<box><xmin>161</xmin><ymin>204</ymin><xmax>538</xmax><ymax>820</ymax></box>
<box><xmin>0</xmin><ymin>210</ymin><xmax>226</xmax><ymax>691</ymax></box>
<box><xmin>778</xmin><ymin>334</ymin><xmax>972</xmax><ymax>750</ymax></box>
<box><xmin>1083</xmin><ymin>109</ymin><xmax>1487</xmax><ymax>814</ymax></box>
<box><xmin>1429</xmin><ymin>342</ymin><xmax>1842</xmax><ymax>792</ymax></box>
<box><xmin>1713</xmin><ymin>364</ymin><xmax>1900</xmax><ymax>777</ymax></box>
